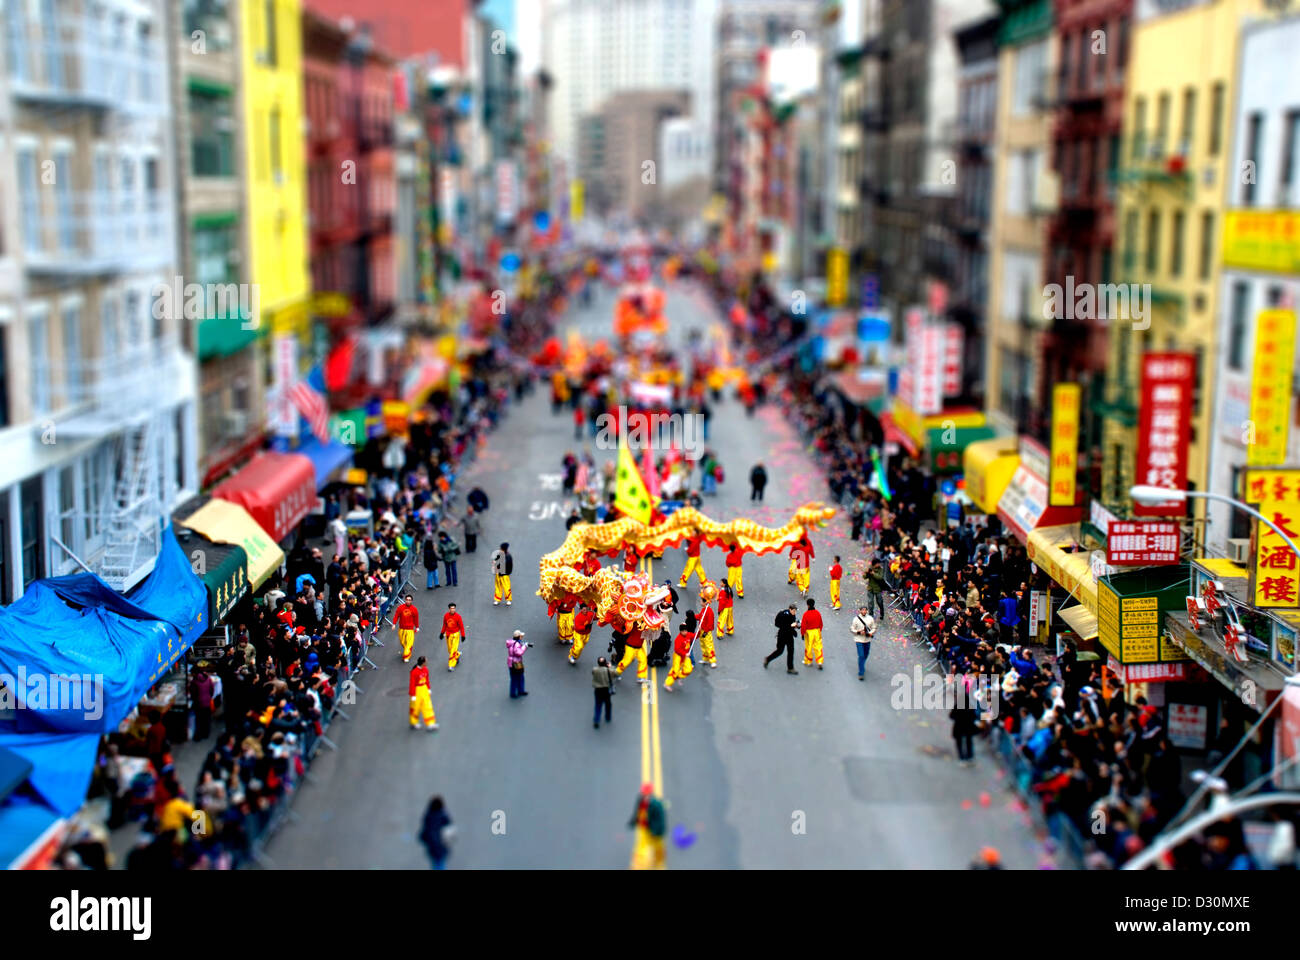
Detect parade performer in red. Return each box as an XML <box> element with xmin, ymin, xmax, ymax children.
<box><xmin>555</xmin><ymin>591</ymin><xmax>578</xmax><ymax>645</ymax></box>
<box><xmin>717</xmin><ymin>579</ymin><xmax>735</xmax><ymax>636</ymax></box>
<box><xmin>697</xmin><ymin>580</ymin><xmax>719</xmax><ymax>667</ymax></box>
<box><xmin>409</xmin><ymin>656</ymin><xmax>438</xmax><ymax>730</ymax></box>
<box><xmin>616</xmin><ymin>627</ymin><xmax>650</xmax><ymax>684</ymax></box>
<box><xmin>800</xmin><ymin>597</ymin><xmax>824</xmax><ymax>669</ymax></box>
<box><xmin>791</xmin><ymin>534</ymin><xmax>814</xmax><ymax>595</ymax></box>
<box><xmin>568</xmin><ymin>602</ymin><xmax>596</xmax><ymax>664</ymax></box>
<box><xmin>624</xmin><ymin>548</ymin><xmax>640</xmax><ymax>574</ymax></box>
<box><xmin>724</xmin><ymin>542</ymin><xmax>745</xmax><ymax>599</ymax></box>
<box><xmin>678</xmin><ymin>533</ymin><xmax>707</xmax><ymax>587</ymax></box>
<box><xmin>393</xmin><ymin>594</ymin><xmax>420</xmax><ymax>663</ymax></box>
<box><xmin>828</xmin><ymin>555</ymin><xmax>843</xmax><ymax>610</ymax></box>
<box><xmin>440</xmin><ymin>602</ymin><xmax>467</xmax><ymax>672</ymax></box>
<box><xmin>664</xmin><ymin>618</ymin><xmax>696</xmax><ymax>691</ymax></box>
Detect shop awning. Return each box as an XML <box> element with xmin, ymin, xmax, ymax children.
<box><xmin>964</xmin><ymin>437</ymin><xmax>1020</xmax><ymax>514</ymax></box>
<box><xmin>927</xmin><ymin>425</ymin><xmax>997</xmax><ymax>474</ymax></box>
<box><xmin>295</xmin><ymin>437</ymin><xmax>355</xmax><ymax>491</ymax></box>
<box><xmin>172</xmin><ymin>524</ymin><xmax>249</xmax><ymax>625</ymax></box>
<box><xmin>212</xmin><ymin>451</ymin><xmax>315</xmax><ymax>543</ymax></box>
<box><xmin>880</xmin><ymin>412</ymin><xmax>921</xmax><ymax>458</ymax></box>
<box><xmin>1027</xmin><ymin>524</ymin><xmax>1099</xmax><ymax>614</ymax></box>
<box><xmin>1058</xmin><ymin>603</ymin><xmax>1099</xmax><ymax>640</ymax></box>
<box><xmin>176</xmin><ymin>497</ymin><xmax>285</xmax><ymax>591</ymax></box>
<box><xmin>998</xmin><ymin>466</ymin><xmax>1083</xmax><ymax>542</ymax></box>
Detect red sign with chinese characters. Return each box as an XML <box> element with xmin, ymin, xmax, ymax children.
<box><xmin>1133</xmin><ymin>352</ymin><xmax>1196</xmax><ymax>517</ymax></box>
<box><xmin>1106</xmin><ymin>520</ymin><xmax>1181</xmax><ymax>565</ymax></box>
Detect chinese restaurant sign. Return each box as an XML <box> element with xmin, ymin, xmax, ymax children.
<box><xmin>1050</xmin><ymin>383</ymin><xmax>1080</xmax><ymax>506</ymax></box>
<box><xmin>1247</xmin><ymin>309</ymin><xmax>1296</xmax><ymax>467</ymax></box>
<box><xmin>1133</xmin><ymin>352</ymin><xmax>1196</xmax><ymax>517</ymax></box>
<box><xmin>1106</xmin><ymin>520</ymin><xmax>1181</xmax><ymax>565</ymax></box>
<box><xmin>1245</xmin><ymin>468</ymin><xmax>1300</xmax><ymax>609</ymax></box>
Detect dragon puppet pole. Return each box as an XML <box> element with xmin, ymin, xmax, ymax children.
<box><xmin>687</xmin><ymin>599</ymin><xmax>713</xmax><ymax>662</ymax></box>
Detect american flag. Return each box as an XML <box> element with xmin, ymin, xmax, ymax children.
<box><xmin>289</xmin><ymin>377</ymin><xmax>330</xmax><ymax>443</ymax></box>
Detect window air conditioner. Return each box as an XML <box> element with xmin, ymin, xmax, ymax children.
<box><xmin>1227</xmin><ymin>538</ymin><xmax>1251</xmax><ymax>564</ymax></box>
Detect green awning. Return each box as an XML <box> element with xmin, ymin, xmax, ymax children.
<box><xmin>173</xmin><ymin>522</ymin><xmax>249</xmax><ymax>625</ymax></box>
<box><xmin>197</xmin><ymin>312</ymin><xmax>262</xmax><ymax>361</ymax></box>
<box><xmin>927</xmin><ymin>425</ymin><xmax>997</xmax><ymax>474</ymax></box>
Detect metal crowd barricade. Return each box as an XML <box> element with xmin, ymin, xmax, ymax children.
<box><xmin>989</xmin><ymin>726</ymin><xmax>1087</xmax><ymax>869</ymax></box>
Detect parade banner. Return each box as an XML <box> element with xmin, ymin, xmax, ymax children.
<box><xmin>942</xmin><ymin>323</ymin><xmax>964</xmax><ymax>397</ymax></box>
<box><xmin>1049</xmin><ymin>383</ymin><xmax>1080</xmax><ymax>506</ymax></box>
<box><xmin>826</xmin><ymin>247</ymin><xmax>848</xmax><ymax>308</ymax></box>
<box><xmin>1247</xmin><ymin>308</ymin><xmax>1297</xmax><ymax>467</ymax></box>
<box><xmin>1244</xmin><ymin>468</ymin><xmax>1300</xmax><ymax>610</ymax></box>
<box><xmin>917</xmin><ymin>321</ymin><xmax>944</xmax><ymax>415</ymax></box>
<box><xmin>1133</xmin><ymin>352</ymin><xmax>1196</xmax><ymax>516</ymax></box>
<box><xmin>1106</xmin><ymin>520</ymin><xmax>1181</xmax><ymax>566</ymax></box>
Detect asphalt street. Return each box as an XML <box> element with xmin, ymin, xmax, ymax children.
<box><xmin>265</xmin><ymin>280</ymin><xmax>1050</xmax><ymax>869</ymax></box>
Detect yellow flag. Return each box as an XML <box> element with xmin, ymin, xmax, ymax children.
<box><xmin>615</xmin><ymin>441</ymin><xmax>653</xmax><ymax>525</ymax></box>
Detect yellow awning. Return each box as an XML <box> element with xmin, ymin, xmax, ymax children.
<box><xmin>1058</xmin><ymin>603</ymin><xmax>1099</xmax><ymax>641</ymax></box>
<box><xmin>179</xmin><ymin>498</ymin><xmax>285</xmax><ymax>591</ymax></box>
<box><xmin>1193</xmin><ymin>557</ymin><xmax>1249</xmax><ymax>580</ymax></box>
<box><xmin>963</xmin><ymin>437</ymin><xmax>1020</xmax><ymax>514</ymax></box>
<box><xmin>1027</xmin><ymin>524</ymin><xmax>1099</xmax><ymax>615</ymax></box>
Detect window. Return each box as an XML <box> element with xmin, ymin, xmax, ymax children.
<box><xmin>1179</xmin><ymin>87</ymin><xmax>1195</xmax><ymax>155</ymax></box>
<box><xmin>263</xmin><ymin>0</ymin><xmax>277</xmax><ymax>67</ymax></box>
<box><xmin>1199</xmin><ymin>211</ymin><xmax>1214</xmax><ymax>280</ymax></box>
<box><xmin>1208</xmin><ymin>82</ymin><xmax>1225</xmax><ymax>157</ymax></box>
<box><xmin>1154</xmin><ymin>92</ymin><xmax>1170</xmax><ymax>157</ymax></box>
<box><xmin>190</xmin><ymin>87</ymin><xmax>234</xmax><ymax>176</ymax></box>
<box><xmin>18</xmin><ymin>147</ymin><xmax>40</xmax><ymax>252</ymax></box>
<box><xmin>59</xmin><ymin>466</ymin><xmax>76</xmax><ymax>558</ymax></box>
<box><xmin>269</xmin><ymin>106</ymin><xmax>282</xmax><ymax>181</ymax></box>
<box><xmin>0</xmin><ymin>490</ymin><xmax>8</xmax><ymax>604</ymax></box>
<box><xmin>101</xmin><ymin>293</ymin><xmax>119</xmax><ymax>359</ymax></box>
<box><xmin>1146</xmin><ymin>209</ymin><xmax>1160</xmax><ymax>273</ymax></box>
<box><xmin>1244</xmin><ymin>112</ymin><xmax>1263</xmax><ymax>206</ymax></box>
<box><xmin>1227</xmin><ymin>281</ymin><xmax>1250</xmax><ymax>372</ymax></box>
<box><xmin>1012</xmin><ymin>40</ymin><xmax>1047</xmax><ymax>116</ymax></box>
<box><xmin>53</xmin><ymin>150</ymin><xmax>73</xmax><ymax>251</ymax></box>
<box><xmin>999</xmin><ymin>346</ymin><xmax>1020</xmax><ymax>417</ymax></box>
<box><xmin>1282</xmin><ymin>110</ymin><xmax>1300</xmax><ymax>206</ymax></box>
<box><xmin>1117</xmin><ymin>17</ymin><xmax>1129</xmax><ymax>74</ymax></box>
<box><xmin>137</xmin><ymin>21</ymin><xmax>152</xmax><ymax>101</ymax></box>
<box><xmin>183</xmin><ymin>0</ymin><xmax>232</xmax><ymax>51</ymax></box>
<box><xmin>28</xmin><ymin>308</ymin><xmax>50</xmax><ymax>414</ymax></box>
<box><xmin>0</xmin><ymin>327</ymin><xmax>8</xmax><ymax>427</ymax></box>
<box><xmin>62</xmin><ymin>302</ymin><xmax>82</xmax><ymax>396</ymax></box>
<box><xmin>1132</xmin><ymin>98</ymin><xmax>1146</xmax><ymax>159</ymax></box>
<box><xmin>1170</xmin><ymin>209</ymin><xmax>1184</xmax><ymax>277</ymax></box>
<box><xmin>20</xmin><ymin>477</ymin><xmax>43</xmax><ymax>588</ymax></box>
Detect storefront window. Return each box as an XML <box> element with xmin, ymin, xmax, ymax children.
<box><xmin>1275</xmin><ymin>621</ymin><xmax>1296</xmax><ymax>671</ymax></box>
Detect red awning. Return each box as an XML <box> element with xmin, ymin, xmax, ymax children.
<box><xmin>880</xmin><ymin>412</ymin><xmax>920</xmax><ymax>458</ymax></box>
<box><xmin>212</xmin><ymin>451</ymin><xmax>316</xmax><ymax>544</ymax></box>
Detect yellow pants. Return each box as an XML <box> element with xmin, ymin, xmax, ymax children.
<box><xmin>617</xmin><ymin>643</ymin><xmax>648</xmax><ymax>680</ymax></box>
<box><xmin>631</xmin><ymin>825</ymin><xmax>666</xmax><ymax>870</ymax></box>
<box><xmin>399</xmin><ymin>628</ymin><xmax>415</xmax><ymax>662</ymax></box>
<box><xmin>446</xmin><ymin>631</ymin><xmax>462</xmax><ymax>669</ymax></box>
<box><xmin>410</xmin><ymin>687</ymin><xmax>437</xmax><ymax>727</ymax></box>
<box><xmin>557</xmin><ymin>611</ymin><xmax>575</xmax><ymax>642</ymax></box>
<box><xmin>569</xmin><ymin>630</ymin><xmax>591</xmax><ymax>661</ymax></box>
<box><xmin>727</xmin><ymin>565</ymin><xmax>743</xmax><ymax>597</ymax></box>
<box><xmin>665</xmin><ymin>651</ymin><xmax>694</xmax><ymax>688</ymax></box>
<box><xmin>494</xmin><ymin>574</ymin><xmax>512</xmax><ymax>602</ymax></box>
<box><xmin>830</xmin><ymin>579</ymin><xmax>841</xmax><ymax>609</ymax></box>
<box><xmin>796</xmin><ymin>568</ymin><xmax>810</xmax><ymax>594</ymax></box>
<box><xmin>700</xmin><ymin>630</ymin><xmax>716</xmax><ymax>665</ymax></box>
<box><xmin>718</xmin><ymin>607</ymin><xmax>734</xmax><ymax>635</ymax></box>
<box><xmin>788</xmin><ymin>557</ymin><xmax>797</xmax><ymax>583</ymax></box>
<box><xmin>679</xmin><ymin>555</ymin><xmax>706</xmax><ymax>586</ymax></box>
<box><xmin>803</xmin><ymin>628</ymin><xmax>823</xmax><ymax>666</ymax></box>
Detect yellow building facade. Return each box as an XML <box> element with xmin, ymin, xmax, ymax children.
<box><xmin>1103</xmin><ymin>0</ymin><xmax>1266</xmax><ymax>529</ymax></box>
<box><xmin>240</xmin><ymin>0</ymin><xmax>311</xmax><ymax>344</ymax></box>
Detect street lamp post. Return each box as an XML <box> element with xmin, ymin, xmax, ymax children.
<box><xmin>1128</xmin><ymin>485</ymin><xmax>1300</xmax><ymax>564</ymax></box>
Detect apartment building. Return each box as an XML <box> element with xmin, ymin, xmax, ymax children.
<box><xmin>0</xmin><ymin>0</ymin><xmax>197</xmax><ymax>599</ymax></box>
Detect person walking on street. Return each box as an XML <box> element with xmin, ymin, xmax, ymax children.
<box><xmin>491</xmin><ymin>542</ymin><xmax>513</xmax><ymax>605</ymax></box>
<box><xmin>438</xmin><ymin>532</ymin><xmax>461</xmax><ymax>587</ymax></box>
<box><xmin>724</xmin><ymin>542</ymin><xmax>745</xmax><ymax>598</ymax></box>
<box><xmin>677</xmin><ymin>534</ymin><xmax>707</xmax><ymax>588</ymax></box>
<box><xmin>189</xmin><ymin>666</ymin><xmax>215</xmax><ymax>741</ymax></box>
<box><xmin>393</xmin><ymin>594</ymin><xmax>420</xmax><ymax>663</ymax></box>
<box><xmin>865</xmin><ymin>562</ymin><xmax>888</xmax><ymax>621</ymax></box>
<box><xmin>828</xmin><ymin>555</ymin><xmax>843</xmax><ymax>610</ymax></box>
<box><xmin>461</xmin><ymin>507</ymin><xmax>481</xmax><ymax>554</ymax></box>
<box><xmin>850</xmin><ymin>605</ymin><xmax>876</xmax><ymax>680</ymax></box>
<box><xmin>749</xmin><ymin>462</ymin><xmax>768</xmax><ymax>501</ymax></box>
<box><xmin>440</xmin><ymin>602</ymin><xmax>466</xmax><ymax>671</ymax></box>
<box><xmin>569</xmin><ymin>601</ymin><xmax>595</xmax><ymax>664</ymax></box>
<box><xmin>409</xmin><ymin>656</ymin><xmax>439</xmax><ymax>730</ymax></box>
<box><xmin>717</xmin><ymin>580</ymin><xmax>735</xmax><ymax>636</ymax></box>
<box><xmin>664</xmin><ymin>617</ymin><xmax>696</xmax><ymax>692</ymax></box>
<box><xmin>419</xmin><ymin>795</ymin><xmax>454</xmax><ymax>869</ymax></box>
<box><xmin>764</xmin><ymin>603</ymin><xmax>799</xmax><ymax>674</ymax></box>
<box><xmin>615</xmin><ymin>626</ymin><xmax>650</xmax><ymax>684</ymax></box>
<box><xmin>592</xmin><ymin>656</ymin><xmax>615</xmax><ymax>728</ymax></box>
<box><xmin>423</xmin><ymin>533</ymin><xmax>440</xmax><ymax>589</ymax></box>
<box><xmin>801</xmin><ymin>597</ymin><xmax>825</xmax><ymax>670</ymax></box>
<box><xmin>951</xmin><ymin>702</ymin><xmax>978</xmax><ymax>765</ymax></box>
<box><xmin>507</xmin><ymin>630</ymin><xmax>531</xmax><ymax>698</ymax></box>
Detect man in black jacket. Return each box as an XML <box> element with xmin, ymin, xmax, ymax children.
<box><xmin>763</xmin><ymin>603</ymin><xmax>799</xmax><ymax>674</ymax></box>
<box><xmin>750</xmin><ymin>463</ymin><xmax>768</xmax><ymax>501</ymax></box>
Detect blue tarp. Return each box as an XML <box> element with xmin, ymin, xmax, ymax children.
<box><xmin>0</xmin><ymin>525</ymin><xmax>205</xmax><ymax>814</ymax></box>
<box><xmin>0</xmin><ymin>794</ymin><xmax>64</xmax><ymax>868</ymax></box>
<box><xmin>296</xmin><ymin>436</ymin><xmax>355</xmax><ymax>490</ymax></box>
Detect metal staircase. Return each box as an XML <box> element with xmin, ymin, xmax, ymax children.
<box><xmin>96</xmin><ymin>418</ymin><xmax>162</xmax><ymax>591</ymax></box>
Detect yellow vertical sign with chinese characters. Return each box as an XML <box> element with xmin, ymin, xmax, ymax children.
<box><xmin>1247</xmin><ymin>309</ymin><xmax>1297</xmax><ymax>466</ymax></box>
<box><xmin>570</xmin><ymin>179</ymin><xmax>585</xmax><ymax>222</ymax></box>
<box><xmin>1244</xmin><ymin>468</ymin><xmax>1300</xmax><ymax>610</ymax></box>
<box><xmin>826</xmin><ymin>248</ymin><xmax>848</xmax><ymax>308</ymax></box>
<box><xmin>1050</xmin><ymin>383</ymin><xmax>1080</xmax><ymax>506</ymax></box>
